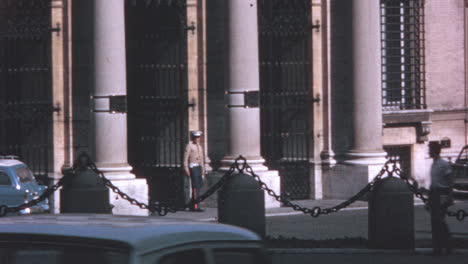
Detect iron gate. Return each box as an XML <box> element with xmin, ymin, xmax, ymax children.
<box><xmin>384</xmin><ymin>145</ymin><xmax>411</xmax><ymax>179</ymax></box>
<box><xmin>126</xmin><ymin>0</ymin><xmax>189</xmax><ymax>207</ymax></box>
<box><xmin>0</xmin><ymin>0</ymin><xmax>54</xmax><ymax>185</ymax></box>
<box><xmin>259</xmin><ymin>0</ymin><xmax>313</xmax><ymax>199</ymax></box>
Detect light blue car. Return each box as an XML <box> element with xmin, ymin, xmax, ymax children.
<box><xmin>0</xmin><ymin>156</ymin><xmax>49</xmax><ymax>214</ymax></box>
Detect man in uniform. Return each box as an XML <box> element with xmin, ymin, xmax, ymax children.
<box><xmin>183</xmin><ymin>130</ymin><xmax>205</xmax><ymax>212</ymax></box>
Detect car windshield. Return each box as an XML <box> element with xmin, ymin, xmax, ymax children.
<box><xmin>15</xmin><ymin>167</ymin><xmax>35</xmax><ymax>183</ymax></box>
<box><xmin>0</xmin><ymin>243</ymin><xmax>129</xmax><ymax>264</ymax></box>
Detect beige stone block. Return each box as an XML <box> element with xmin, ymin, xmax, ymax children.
<box><xmin>383</xmin><ymin>127</ymin><xmax>416</xmax><ymax>145</ymax></box>
<box><xmin>108</xmin><ymin>179</ymin><xmax>149</xmax><ymax>216</ymax></box>
<box><xmin>205</xmin><ymin>170</ymin><xmax>281</xmax><ymax>208</ymax></box>
<box><xmin>323</xmin><ymin>163</ymin><xmax>388</xmax><ymax>199</ymax></box>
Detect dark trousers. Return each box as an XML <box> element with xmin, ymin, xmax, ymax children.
<box><xmin>189</xmin><ymin>166</ymin><xmax>203</xmax><ymax>209</ymax></box>
<box><xmin>429</xmin><ymin>188</ymin><xmax>451</xmax><ymax>253</ymax></box>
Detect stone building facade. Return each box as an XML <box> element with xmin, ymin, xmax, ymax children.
<box><xmin>0</xmin><ymin>0</ymin><xmax>466</xmax><ymax>214</ymax></box>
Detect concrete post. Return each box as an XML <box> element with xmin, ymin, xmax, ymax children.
<box><xmin>368</xmin><ymin>176</ymin><xmax>415</xmax><ymax>249</ymax></box>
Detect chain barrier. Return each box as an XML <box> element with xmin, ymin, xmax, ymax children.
<box><xmin>394</xmin><ymin>167</ymin><xmax>429</xmax><ymax>205</ymax></box>
<box><xmin>0</xmin><ymin>177</ymin><xmax>65</xmax><ymax>217</ymax></box>
<box><xmin>238</xmin><ymin>156</ymin><xmax>399</xmax><ymax>217</ymax></box>
<box><xmin>1</xmin><ymin>154</ymin><xmax>466</xmax><ymax>222</ymax></box>
<box><xmin>87</xmin><ymin>157</ymin><xmax>238</xmax><ymax>216</ymax></box>
<box><xmin>395</xmin><ymin>165</ymin><xmax>467</xmax><ymax>222</ymax></box>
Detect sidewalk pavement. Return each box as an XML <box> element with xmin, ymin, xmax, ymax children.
<box><xmin>157</xmin><ymin>198</ymin><xmax>468</xmax><ymax>261</ymax></box>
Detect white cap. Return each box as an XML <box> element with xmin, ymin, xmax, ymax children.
<box><xmin>191</xmin><ymin>130</ymin><xmax>203</xmax><ymax>137</ymax></box>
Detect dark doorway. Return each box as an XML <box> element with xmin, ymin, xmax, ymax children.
<box><xmin>125</xmin><ymin>0</ymin><xmax>189</xmax><ymax>207</ymax></box>
<box><xmin>0</xmin><ymin>0</ymin><xmax>54</xmax><ymax>185</ymax></box>
<box><xmin>258</xmin><ymin>0</ymin><xmax>313</xmax><ymax>199</ymax></box>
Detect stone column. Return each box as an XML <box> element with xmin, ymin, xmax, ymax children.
<box><xmin>324</xmin><ymin>0</ymin><xmax>386</xmax><ymax>199</ymax></box>
<box><xmin>321</xmin><ymin>0</ymin><xmax>336</xmax><ymax>167</ymax></box>
<box><xmin>345</xmin><ymin>0</ymin><xmax>386</xmax><ymax>165</ymax></box>
<box><xmin>221</xmin><ymin>0</ymin><xmax>265</xmax><ymax>170</ymax></box>
<box><xmin>219</xmin><ymin>0</ymin><xmax>280</xmax><ymax>207</ymax></box>
<box><xmin>91</xmin><ymin>0</ymin><xmax>147</xmax><ymax>215</ymax></box>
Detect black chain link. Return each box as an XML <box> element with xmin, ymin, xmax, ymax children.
<box><xmin>396</xmin><ymin>165</ymin><xmax>467</xmax><ymax>222</ymax></box>
<box><xmin>87</xmin><ymin>158</ymin><xmax>238</xmax><ymax>216</ymax></box>
<box><xmin>184</xmin><ymin>164</ymin><xmax>237</xmax><ymax>212</ymax></box>
<box><xmin>240</xmin><ymin>156</ymin><xmax>398</xmax><ymax>217</ymax></box>
<box><xmin>92</xmin><ymin>155</ymin><xmax>468</xmax><ymax>221</ymax></box>
<box><xmin>395</xmin><ymin>166</ymin><xmax>429</xmax><ymax>205</ymax></box>
<box><xmin>2</xmin><ymin>154</ymin><xmax>465</xmax><ymax>222</ymax></box>
<box><xmin>0</xmin><ymin>177</ymin><xmax>65</xmax><ymax>217</ymax></box>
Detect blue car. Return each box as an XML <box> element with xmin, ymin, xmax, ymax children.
<box><xmin>0</xmin><ymin>156</ymin><xmax>49</xmax><ymax>214</ymax></box>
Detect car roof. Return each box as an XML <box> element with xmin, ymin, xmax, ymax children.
<box><xmin>0</xmin><ymin>214</ymin><xmax>261</xmax><ymax>254</ymax></box>
<box><xmin>0</xmin><ymin>159</ymin><xmax>25</xmax><ymax>168</ymax></box>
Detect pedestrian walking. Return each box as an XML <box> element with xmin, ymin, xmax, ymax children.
<box><xmin>428</xmin><ymin>141</ymin><xmax>454</xmax><ymax>255</ymax></box>
<box><xmin>183</xmin><ymin>130</ymin><xmax>205</xmax><ymax>212</ymax></box>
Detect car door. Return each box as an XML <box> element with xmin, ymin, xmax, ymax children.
<box><xmin>0</xmin><ymin>169</ymin><xmax>23</xmax><ymax>206</ymax></box>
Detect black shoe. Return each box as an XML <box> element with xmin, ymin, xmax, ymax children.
<box><xmin>194</xmin><ymin>208</ymin><xmax>205</xmax><ymax>212</ymax></box>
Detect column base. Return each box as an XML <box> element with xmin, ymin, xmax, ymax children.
<box><xmin>322</xmin><ymin>162</ymin><xmax>387</xmax><ymax>199</ymax></box>
<box><xmin>343</xmin><ymin>150</ymin><xmax>387</xmax><ymax>166</ymax></box>
<box><xmin>96</xmin><ymin>164</ymin><xmax>135</xmax><ymax>180</ymax></box>
<box><xmin>320</xmin><ymin>150</ymin><xmax>337</xmax><ymax>167</ymax></box>
<box><xmin>108</xmin><ymin>178</ymin><xmax>149</xmax><ymax>216</ymax></box>
<box><xmin>206</xmin><ymin>169</ymin><xmax>281</xmax><ymax>208</ymax></box>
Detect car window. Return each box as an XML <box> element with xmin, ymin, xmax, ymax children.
<box><xmin>15</xmin><ymin>167</ymin><xmax>34</xmax><ymax>183</ymax></box>
<box><xmin>0</xmin><ymin>171</ymin><xmax>11</xmax><ymax>185</ymax></box>
<box><xmin>212</xmin><ymin>249</ymin><xmax>267</xmax><ymax>264</ymax></box>
<box><xmin>159</xmin><ymin>249</ymin><xmax>206</xmax><ymax>264</ymax></box>
<box><xmin>0</xmin><ymin>244</ymin><xmax>128</xmax><ymax>264</ymax></box>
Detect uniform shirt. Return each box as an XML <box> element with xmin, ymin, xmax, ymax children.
<box><xmin>430</xmin><ymin>158</ymin><xmax>454</xmax><ymax>190</ymax></box>
<box><xmin>183</xmin><ymin>141</ymin><xmax>205</xmax><ymax>173</ymax></box>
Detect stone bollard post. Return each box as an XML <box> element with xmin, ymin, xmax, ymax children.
<box><xmin>218</xmin><ymin>172</ymin><xmax>265</xmax><ymax>236</ymax></box>
<box><xmin>60</xmin><ymin>153</ymin><xmax>112</xmax><ymax>214</ymax></box>
<box><xmin>368</xmin><ymin>176</ymin><xmax>414</xmax><ymax>249</ymax></box>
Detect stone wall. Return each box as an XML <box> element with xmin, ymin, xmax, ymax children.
<box><xmin>382</xmin><ymin>1</ymin><xmax>466</xmax><ymax>187</ymax></box>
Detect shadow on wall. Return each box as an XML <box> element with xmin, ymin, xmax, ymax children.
<box><xmin>206</xmin><ymin>0</ymin><xmax>229</xmax><ymax>168</ymax></box>
<box><xmin>330</xmin><ymin>0</ymin><xmax>355</xmax><ymax>155</ymax></box>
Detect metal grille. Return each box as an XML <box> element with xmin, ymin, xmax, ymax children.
<box><xmin>380</xmin><ymin>0</ymin><xmax>425</xmax><ymax>110</ymax></box>
<box><xmin>126</xmin><ymin>0</ymin><xmax>188</xmax><ymax>207</ymax></box>
<box><xmin>259</xmin><ymin>0</ymin><xmax>312</xmax><ymax>199</ymax></box>
<box><xmin>0</xmin><ymin>0</ymin><xmax>53</xmax><ymax>184</ymax></box>
<box><xmin>384</xmin><ymin>145</ymin><xmax>411</xmax><ymax>178</ymax></box>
